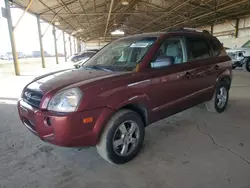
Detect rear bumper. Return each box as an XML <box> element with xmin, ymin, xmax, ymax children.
<box><xmin>18</xmin><ymin>100</ymin><xmax>114</xmax><ymax>147</ymax></box>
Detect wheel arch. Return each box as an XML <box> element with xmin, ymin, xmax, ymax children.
<box><xmin>217</xmin><ymin>75</ymin><xmax>231</xmax><ymax>90</ymax></box>
<box><xmin>120</xmin><ymin>103</ymin><xmax>148</xmax><ymax>126</ymax></box>
<box><xmin>216</xmin><ymin>69</ymin><xmax>232</xmax><ymax>90</ymax></box>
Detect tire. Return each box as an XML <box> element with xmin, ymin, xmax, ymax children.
<box><xmin>232</xmin><ymin>64</ymin><xmax>236</xmax><ymax>69</ymax></box>
<box><xmin>96</xmin><ymin>109</ymin><xmax>145</xmax><ymax>164</ymax></box>
<box><xmin>206</xmin><ymin>82</ymin><xmax>229</xmax><ymax>113</ymax></box>
<box><xmin>243</xmin><ymin>59</ymin><xmax>250</xmax><ymax>72</ymax></box>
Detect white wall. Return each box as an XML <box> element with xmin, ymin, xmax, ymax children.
<box><xmin>85</xmin><ymin>41</ymin><xmax>108</xmax><ymax>50</ymax></box>
<box><xmin>201</xmin><ymin>16</ymin><xmax>250</xmax><ymax>48</ymax></box>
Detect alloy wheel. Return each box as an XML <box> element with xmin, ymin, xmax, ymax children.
<box><xmin>112</xmin><ymin>120</ymin><xmax>140</xmax><ymax>156</ymax></box>
<box><xmin>216</xmin><ymin>87</ymin><xmax>228</xmax><ymax>108</ymax></box>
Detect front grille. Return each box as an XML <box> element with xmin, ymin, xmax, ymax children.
<box><xmin>23</xmin><ymin>89</ymin><xmax>43</xmax><ymax>108</ymax></box>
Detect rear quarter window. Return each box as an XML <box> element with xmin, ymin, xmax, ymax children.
<box><xmin>186</xmin><ymin>36</ymin><xmax>212</xmax><ymax>61</ymax></box>
<box><xmin>209</xmin><ymin>37</ymin><xmax>222</xmax><ymax>56</ymax></box>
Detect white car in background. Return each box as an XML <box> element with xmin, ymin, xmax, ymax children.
<box><xmin>73</xmin><ymin>57</ymin><xmax>91</xmax><ymax>68</ymax></box>
<box><xmin>67</xmin><ymin>50</ymin><xmax>98</xmax><ymax>64</ymax></box>
<box><xmin>226</xmin><ymin>40</ymin><xmax>250</xmax><ymax>72</ymax></box>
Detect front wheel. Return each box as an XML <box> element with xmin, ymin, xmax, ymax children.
<box><xmin>96</xmin><ymin>109</ymin><xmax>145</xmax><ymax>164</ymax></box>
<box><xmin>206</xmin><ymin>82</ymin><xmax>229</xmax><ymax>113</ymax></box>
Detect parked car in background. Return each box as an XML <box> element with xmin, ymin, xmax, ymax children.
<box><xmin>0</xmin><ymin>54</ymin><xmax>10</xmax><ymax>60</ymax></box>
<box><xmin>67</xmin><ymin>50</ymin><xmax>98</xmax><ymax>63</ymax></box>
<box><xmin>18</xmin><ymin>29</ymin><xmax>232</xmax><ymax>164</ymax></box>
<box><xmin>73</xmin><ymin>57</ymin><xmax>91</xmax><ymax>68</ymax></box>
<box><xmin>226</xmin><ymin>40</ymin><xmax>250</xmax><ymax>71</ymax></box>
<box><xmin>6</xmin><ymin>52</ymin><xmax>26</xmax><ymax>59</ymax></box>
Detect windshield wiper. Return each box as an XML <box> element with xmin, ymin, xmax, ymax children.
<box><xmin>83</xmin><ymin>65</ymin><xmax>113</xmax><ymax>72</ymax></box>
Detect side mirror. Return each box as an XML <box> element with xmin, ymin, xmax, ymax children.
<box><xmin>74</xmin><ymin>64</ymin><xmax>81</xmax><ymax>69</ymax></box>
<box><xmin>151</xmin><ymin>56</ymin><xmax>174</xmax><ymax>68</ymax></box>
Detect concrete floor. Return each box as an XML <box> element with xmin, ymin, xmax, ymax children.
<box><xmin>0</xmin><ymin>70</ymin><xmax>250</xmax><ymax>188</ymax></box>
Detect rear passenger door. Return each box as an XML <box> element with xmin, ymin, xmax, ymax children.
<box><xmin>185</xmin><ymin>35</ymin><xmax>219</xmax><ymax>102</ymax></box>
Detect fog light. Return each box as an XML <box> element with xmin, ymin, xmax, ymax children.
<box><xmin>44</xmin><ymin>117</ymin><xmax>52</xmax><ymax>127</ymax></box>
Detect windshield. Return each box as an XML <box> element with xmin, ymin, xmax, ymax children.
<box><xmin>242</xmin><ymin>40</ymin><xmax>250</xmax><ymax>48</ymax></box>
<box><xmin>83</xmin><ymin>36</ymin><xmax>157</xmax><ymax>71</ymax></box>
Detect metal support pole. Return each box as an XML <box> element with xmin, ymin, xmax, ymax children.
<box><xmin>77</xmin><ymin>38</ymin><xmax>81</xmax><ymax>53</ymax></box>
<box><xmin>235</xmin><ymin>19</ymin><xmax>239</xmax><ymax>38</ymax></box>
<box><xmin>210</xmin><ymin>25</ymin><xmax>214</xmax><ymax>35</ymax></box>
<box><xmin>73</xmin><ymin>38</ymin><xmax>76</xmax><ymax>54</ymax></box>
<box><xmin>69</xmin><ymin>35</ymin><xmax>72</xmax><ymax>56</ymax></box>
<box><xmin>4</xmin><ymin>0</ymin><xmax>20</xmax><ymax>75</ymax></box>
<box><xmin>53</xmin><ymin>25</ymin><xmax>59</xmax><ymax>64</ymax></box>
<box><xmin>36</xmin><ymin>15</ymin><xmax>46</xmax><ymax>68</ymax></box>
<box><xmin>63</xmin><ymin>32</ymin><xmax>67</xmax><ymax>62</ymax></box>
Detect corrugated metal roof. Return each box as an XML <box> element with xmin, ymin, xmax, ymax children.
<box><xmin>13</xmin><ymin>0</ymin><xmax>250</xmax><ymax>42</ymax></box>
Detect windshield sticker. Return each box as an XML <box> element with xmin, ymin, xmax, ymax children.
<box><xmin>130</xmin><ymin>42</ymin><xmax>151</xmax><ymax>48</ymax></box>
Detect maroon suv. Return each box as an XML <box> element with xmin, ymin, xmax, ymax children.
<box><xmin>18</xmin><ymin>29</ymin><xmax>232</xmax><ymax>164</ymax></box>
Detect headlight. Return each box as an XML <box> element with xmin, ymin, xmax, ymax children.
<box><xmin>48</xmin><ymin>88</ymin><xmax>82</xmax><ymax>112</ymax></box>
<box><xmin>236</xmin><ymin>51</ymin><xmax>245</xmax><ymax>60</ymax></box>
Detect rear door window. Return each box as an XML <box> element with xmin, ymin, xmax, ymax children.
<box><xmin>186</xmin><ymin>37</ymin><xmax>212</xmax><ymax>61</ymax></box>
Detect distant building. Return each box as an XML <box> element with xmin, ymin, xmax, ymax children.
<box><xmin>32</xmin><ymin>51</ymin><xmax>52</xmax><ymax>57</ymax></box>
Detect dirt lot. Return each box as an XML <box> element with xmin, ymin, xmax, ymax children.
<box><xmin>0</xmin><ymin>70</ymin><xmax>250</xmax><ymax>188</ymax></box>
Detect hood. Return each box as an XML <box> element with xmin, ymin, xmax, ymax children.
<box><xmin>226</xmin><ymin>48</ymin><xmax>250</xmax><ymax>53</ymax></box>
<box><xmin>27</xmin><ymin>68</ymin><xmax>113</xmax><ymax>93</ymax></box>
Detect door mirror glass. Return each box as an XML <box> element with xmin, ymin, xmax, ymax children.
<box><xmin>151</xmin><ymin>56</ymin><xmax>174</xmax><ymax>68</ymax></box>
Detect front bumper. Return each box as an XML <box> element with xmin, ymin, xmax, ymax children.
<box><xmin>232</xmin><ymin>57</ymin><xmax>249</xmax><ymax>67</ymax></box>
<box><xmin>17</xmin><ymin>100</ymin><xmax>114</xmax><ymax>147</ymax></box>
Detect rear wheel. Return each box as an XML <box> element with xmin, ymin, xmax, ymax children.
<box><xmin>206</xmin><ymin>82</ymin><xmax>229</xmax><ymax>113</ymax></box>
<box><xmin>96</xmin><ymin>109</ymin><xmax>145</xmax><ymax>164</ymax></box>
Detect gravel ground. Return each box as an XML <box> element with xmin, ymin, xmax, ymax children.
<box><xmin>0</xmin><ymin>70</ymin><xmax>250</xmax><ymax>188</ymax></box>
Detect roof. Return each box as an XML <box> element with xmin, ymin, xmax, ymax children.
<box><xmin>13</xmin><ymin>0</ymin><xmax>250</xmax><ymax>42</ymax></box>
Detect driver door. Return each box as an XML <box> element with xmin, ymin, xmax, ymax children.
<box><xmin>146</xmin><ymin>37</ymin><xmax>199</xmax><ymax>122</ymax></box>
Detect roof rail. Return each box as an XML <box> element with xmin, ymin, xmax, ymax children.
<box><xmin>167</xmin><ymin>27</ymin><xmax>211</xmax><ymax>34</ymax></box>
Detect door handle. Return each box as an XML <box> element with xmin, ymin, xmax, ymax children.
<box><xmin>214</xmin><ymin>65</ymin><xmax>219</xmax><ymax>70</ymax></box>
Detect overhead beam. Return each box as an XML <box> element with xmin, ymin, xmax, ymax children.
<box><xmin>107</xmin><ymin>0</ymin><xmax>139</xmax><ymax>34</ymax></box>
<box><xmin>57</xmin><ymin>0</ymin><xmax>83</xmax><ymax>30</ymax></box>
<box><xmin>78</xmin><ymin>0</ymin><xmax>93</xmax><ymax>38</ymax></box>
<box><xmin>188</xmin><ymin>2</ymin><xmax>211</xmax><ymax>11</ymax></box>
<box><xmin>13</xmin><ymin>0</ymin><xmax>34</xmax><ymax>31</ymax></box>
<box><xmin>159</xmin><ymin>0</ymin><xmax>248</xmax><ymax>31</ymax></box>
<box><xmin>104</xmin><ymin>0</ymin><xmax>115</xmax><ymax>40</ymax></box>
<box><xmin>132</xmin><ymin>0</ymin><xmax>192</xmax><ymax>34</ymax></box>
<box><xmin>43</xmin><ymin>11</ymin><xmax>182</xmax><ymax>16</ymax></box>
<box><xmin>39</xmin><ymin>0</ymin><xmax>76</xmax><ymax>14</ymax></box>
<box><xmin>38</xmin><ymin>0</ymin><xmax>77</xmax><ymax>32</ymax></box>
